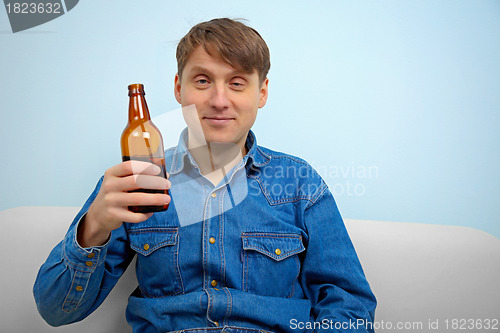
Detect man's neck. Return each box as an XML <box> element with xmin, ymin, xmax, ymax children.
<box><xmin>187</xmin><ymin>131</ymin><xmax>247</xmax><ymax>186</ymax></box>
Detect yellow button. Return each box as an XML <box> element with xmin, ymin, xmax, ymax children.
<box><xmin>211</xmin><ymin>280</ymin><xmax>217</xmax><ymax>287</ymax></box>
<box><xmin>209</xmin><ymin>237</ymin><xmax>216</xmax><ymax>244</ymax></box>
<box><xmin>143</xmin><ymin>244</ymin><xmax>150</xmax><ymax>251</ymax></box>
<box><xmin>75</xmin><ymin>286</ymin><xmax>83</xmax><ymax>291</ymax></box>
<box><xmin>275</xmin><ymin>248</ymin><xmax>282</xmax><ymax>256</ymax></box>
<box><xmin>211</xmin><ymin>192</ymin><xmax>217</xmax><ymax>198</ymax></box>
<box><xmin>214</xmin><ymin>321</ymin><xmax>219</xmax><ymax>327</ymax></box>
<box><xmin>85</xmin><ymin>261</ymin><xmax>93</xmax><ymax>267</ymax></box>
<box><xmin>87</xmin><ymin>253</ymin><xmax>95</xmax><ymax>259</ymax></box>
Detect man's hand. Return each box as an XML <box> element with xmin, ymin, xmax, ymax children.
<box><xmin>77</xmin><ymin>160</ymin><xmax>171</xmax><ymax>247</ymax></box>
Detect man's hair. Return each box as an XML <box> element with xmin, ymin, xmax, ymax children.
<box><xmin>176</xmin><ymin>18</ymin><xmax>270</xmax><ymax>84</ymax></box>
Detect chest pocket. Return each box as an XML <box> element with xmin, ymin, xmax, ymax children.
<box><xmin>129</xmin><ymin>227</ymin><xmax>184</xmax><ymax>298</ymax></box>
<box><xmin>241</xmin><ymin>232</ymin><xmax>305</xmax><ymax>298</ymax></box>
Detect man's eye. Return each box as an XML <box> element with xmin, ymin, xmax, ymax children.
<box><xmin>231</xmin><ymin>81</ymin><xmax>245</xmax><ymax>89</ymax></box>
<box><xmin>197</xmin><ymin>79</ymin><xmax>209</xmax><ymax>85</ymax></box>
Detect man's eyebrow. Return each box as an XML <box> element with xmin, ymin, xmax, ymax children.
<box><xmin>188</xmin><ymin>65</ymin><xmax>249</xmax><ymax>78</ymax></box>
<box><xmin>189</xmin><ymin>65</ymin><xmax>213</xmax><ymax>76</ymax></box>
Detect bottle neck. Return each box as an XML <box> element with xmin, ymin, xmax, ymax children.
<box><xmin>128</xmin><ymin>93</ymin><xmax>151</xmax><ymax>122</ymax></box>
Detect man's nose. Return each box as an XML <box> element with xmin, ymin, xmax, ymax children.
<box><xmin>209</xmin><ymin>83</ymin><xmax>230</xmax><ymax>111</ymax></box>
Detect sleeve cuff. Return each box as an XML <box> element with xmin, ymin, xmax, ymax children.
<box><xmin>63</xmin><ymin>213</ymin><xmax>109</xmax><ymax>272</ymax></box>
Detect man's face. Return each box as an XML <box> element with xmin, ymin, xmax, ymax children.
<box><xmin>174</xmin><ymin>46</ymin><xmax>269</xmax><ymax>153</ymax></box>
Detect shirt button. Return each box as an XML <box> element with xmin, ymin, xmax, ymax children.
<box><xmin>209</xmin><ymin>237</ymin><xmax>216</xmax><ymax>244</ymax></box>
<box><xmin>85</xmin><ymin>261</ymin><xmax>93</xmax><ymax>267</ymax></box>
<box><xmin>211</xmin><ymin>280</ymin><xmax>218</xmax><ymax>287</ymax></box>
<box><xmin>87</xmin><ymin>253</ymin><xmax>95</xmax><ymax>259</ymax></box>
<box><xmin>75</xmin><ymin>286</ymin><xmax>83</xmax><ymax>291</ymax></box>
<box><xmin>214</xmin><ymin>321</ymin><xmax>219</xmax><ymax>327</ymax></box>
<box><xmin>211</xmin><ymin>192</ymin><xmax>217</xmax><ymax>198</ymax></box>
<box><xmin>143</xmin><ymin>244</ymin><xmax>150</xmax><ymax>251</ymax></box>
<box><xmin>275</xmin><ymin>248</ymin><xmax>282</xmax><ymax>256</ymax></box>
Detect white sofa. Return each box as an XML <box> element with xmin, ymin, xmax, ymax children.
<box><xmin>1</xmin><ymin>206</ymin><xmax>499</xmax><ymax>333</ymax></box>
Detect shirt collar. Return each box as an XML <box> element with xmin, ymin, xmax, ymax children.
<box><xmin>242</xmin><ymin>130</ymin><xmax>271</xmax><ymax>168</ymax></box>
<box><xmin>168</xmin><ymin>128</ymin><xmax>271</xmax><ymax>175</ymax></box>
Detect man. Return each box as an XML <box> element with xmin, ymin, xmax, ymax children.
<box><xmin>34</xmin><ymin>18</ymin><xmax>377</xmax><ymax>332</ymax></box>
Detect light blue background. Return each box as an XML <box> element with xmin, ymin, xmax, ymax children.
<box><xmin>1</xmin><ymin>0</ymin><xmax>499</xmax><ymax>238</ymax></box>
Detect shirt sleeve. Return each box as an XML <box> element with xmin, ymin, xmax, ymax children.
<box><xmin>300</xmin><ymin>187</ymin><xmax>377</xmax><ymax>332</ymax></box>
<box><xmin>33</xmin><ymin>177</ymin><xmax>135</xmax><ymax>327</ymax></box>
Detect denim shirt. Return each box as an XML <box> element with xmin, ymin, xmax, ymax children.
<box><xmin>34</xmin><ymin>129</ymin><xmax>376</xmax><ymax>333</ymax></box>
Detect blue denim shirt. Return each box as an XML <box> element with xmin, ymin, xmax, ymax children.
<box><xmin>34</xmin><ymin>129</ymin><xmax>376</xmax><ymax>332</ymax></box>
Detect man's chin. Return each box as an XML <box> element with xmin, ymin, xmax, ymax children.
<box><xmin>188</xmin><ymin>127</ymin><xmax>247</xmax><ymax>150</ymax></box>
<box><xmin>201</xmin><ymin>130</ymin><xmax>236</xmax><ymax>145</ymax></box>
<box><xmin>204</xmin><ymin>138</ymin><xmax>238</xmax><ymax>148</ymax></box>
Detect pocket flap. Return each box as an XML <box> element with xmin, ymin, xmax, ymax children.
<box><xmin>242</xmin><ymin>232</ymin><xmax>305</xmax><ymax>261</ymax></box>
<box><xmin>129</xmin><ymin>227</ymin><xmax>178</xmax><ymax>256</ymax></box>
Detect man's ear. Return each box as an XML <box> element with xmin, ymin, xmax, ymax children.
<box><xmin>258</xmin><ymin>78</ymin><xmax>269</xmax><ymax>109</ymax></box>
<box><xmin>174</xmin><ymin>73</ymin><xmax>182</xmax><ymax>104</ymax></box>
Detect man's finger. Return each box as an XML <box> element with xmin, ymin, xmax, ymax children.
<box><xmin>116</xmin><ymin>175</ymin><xmax>171</xmax><ymax>192</ymax></box>
<box><xmin>109</xmin><ymin>160</ymin><xmax>162</xmax><ymax>177</ymax></box>
<box><xmin>113</xmin><ymin>192</ymin><xmax>171</xmax><ymax>207</ymax></box>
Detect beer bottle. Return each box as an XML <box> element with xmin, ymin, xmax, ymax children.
<box><xmin>121</xmin><ymin>83</ymin><xmax>169</xmax><ymax>213</ymax></box>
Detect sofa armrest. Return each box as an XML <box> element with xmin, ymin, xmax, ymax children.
<box><xmin>0</xmin><ymin>206</ymin><xmax>136</xmax><ymax>333</ymax></box>
<box><xmin>345</xmin><ymin>219</ymin><xmax>500</xmax><ymax>329</ymax></box>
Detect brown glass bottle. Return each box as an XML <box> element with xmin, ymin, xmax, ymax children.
<box><xmin>121</xmin><ymin>83</ymin><xmax>169</xmax><ymax>213</ymax></box>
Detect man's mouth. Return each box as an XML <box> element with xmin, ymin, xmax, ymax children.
<box><xmin>203</xmin><ymin>116</ymin><xmax>235</xmax><ymax>127</ymax></box>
